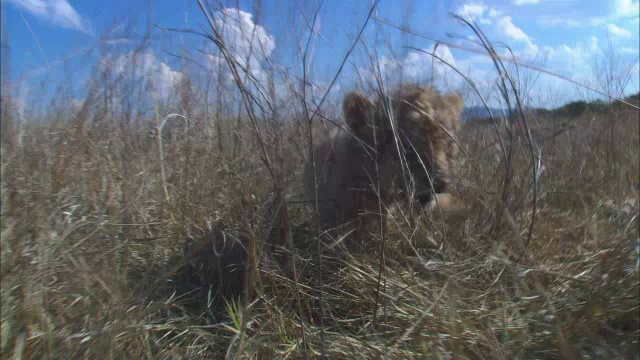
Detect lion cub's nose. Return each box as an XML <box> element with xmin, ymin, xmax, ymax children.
<box><xmin>416</xmin><ymin>191</ymin><xmax>434</xmax><ymax>205</ymax></box>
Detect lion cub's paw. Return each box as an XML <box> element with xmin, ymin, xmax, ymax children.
<box><xmin>427</xmin><ymin>193</ymin><xmax>465</xmax><ymax>211</ymax></box>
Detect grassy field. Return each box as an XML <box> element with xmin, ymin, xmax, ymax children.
<box><xmin>1</xmin><ymin>94</ymin><xmax>638</xmax><ymax>358</ymax></box>
<box><xmin>1</xmin><ymin>3</ymin><xmax>639</xmax><ymax>358</ymax></box>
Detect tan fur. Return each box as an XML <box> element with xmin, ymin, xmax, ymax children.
<box><xmin>428</xmin><ymin>193</ymin><xmax>465</xmax><ymax>211</ymax></box>
<box><xmin>304</xmin><ymin>84</ymin><xmax>464</xmax><ymax>238</ymax></box>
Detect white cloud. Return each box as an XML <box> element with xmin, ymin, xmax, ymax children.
<box><xmin>104</xmin><ymin>51</ymin><xmax>183</xmax><ymax>100</ymax></box>
<box><xmin>535</xmin><ymin>35</ymin><xmax>640</xmax><ymax>103</ymax></box>
<box><xmin>191</xmin><ymin>7</ymin><xmax>285</xmax><ymax>114</ymax></box>
<box><xmin>488</xmin><ymin>9</ymin><xmax>502</xmax><ymax>18</ymax></box>
<box><xmin>494</xmin><ymin>15</ymin><xmax>540</xmax><ymax>58</ymax></box>
<box><xmin>607</xmin><ymin>23</ymin><xmax>633</xmax><ymax>38</ymax></box>
<box><xmin>613</xmin><ymin>0</ymin><xmax>640</xmax><ymax>19</ymax></box>
<box><xmin>522</xmin><ymin>42</ymin><xmax>541</xmax><ymax>58</ymax></box>
<box><xmin>620</xmin><ymin>47</ymin><xmax>640</xmax><ymax>54</ymax></box>
<box><xmin>306</xmin><ymin>81</ymin><xmax>342</xmax><ymax>105</ymax></box>
<box><xmin>5</xmin><ymin>0</ymin><xmax>92</xmax><ymax>34</ymax></box>
<box><xmin>456</xmin><ymin>3</ymin><xmax>496</xmax><ymax>24</ymax></box>
<box><xmin>455</xmin><ymin>1</ymin><xmax>538</xmax><ymax>37</ymax></box>
<box><xmin>456</xmin><ymin>3</ymin><xmax>487</xmax><ymax>20</ymax></box>
<box><xmin>213</xmin><ymin>8</ymin><xmax>275</xmax><ymax>64</ymax></box>
<box><xmin>208</xmin><ymin>7</ymin><xmax>277</xmax><ymax>87</ymax></box>
<box><xmin>514</xmin><ymin>0</ymin><xmax>540</xmax><ymax>4</ymax></box>
<box><xmin>361</xmin><ymin>45</ymin><xmax>458</xmax><ymax>89</ymax></box>
<box><xmin>497</xmin><ymin>16</ymin><xmax>531</xmax><ymax>43</ymax></box>
<box><xmin>423</xmin><ymin>4</ymin><xmax>635</xmax><ymax>105</ymax></box>
<box><xmin>376</xmin><ymin>56</ymin><xmax>401</xmax><ymax>77</ymax></box>
<box><xmin>432</xmin><ymin>45</ymin><xmax>457</xmax><ymax>72</ymax></box>
<box><xmin>541</xmin><ymin>36</ymin><xmax>600</xmax><ymax>75</ymax></box>
<box><xmin>403</xmin><ymin>51</ymin><xmax>429</xmax><ymax>79</ymax></box>
<box><xmin>538</xmin><ymin>16</ymin><xmax>608</xmax><ymax>28</ymax></box>
<box><xmin>538</xmin><ymin>0</ymin><xmax>638</xmax><ymax>29</ymax></box>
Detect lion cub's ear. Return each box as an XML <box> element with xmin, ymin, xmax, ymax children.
<box><xmin>343</xmin><ymin>91</ymin><xmax>371</xmax><ymax>130</ymax></box>
<box><xmin>444</xmin><ymin>93</ymin><xmax>464</xmax><ymax>116</ymax></box>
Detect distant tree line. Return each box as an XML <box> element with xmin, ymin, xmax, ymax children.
<box><xmin>531</xmin><ymin>92</ymin><xmax>640</xmax><ymax>118</ymax></box>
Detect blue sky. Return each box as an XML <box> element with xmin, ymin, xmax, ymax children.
<box><xmin>3</xmin><ymin>0</ymin><xmax>640</xmax><ymax>109</ymax></box>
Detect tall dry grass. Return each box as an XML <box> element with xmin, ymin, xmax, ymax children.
<box><xmin>1</xmin><ymin>3</ymin><xmax>639</xmax><ymax>359</ymax></box>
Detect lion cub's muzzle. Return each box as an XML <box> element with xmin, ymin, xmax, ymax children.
<box><xmin>416</xmin><ymin>191</ymin><xmax>434</xmax><ymax>205</ymax></box>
